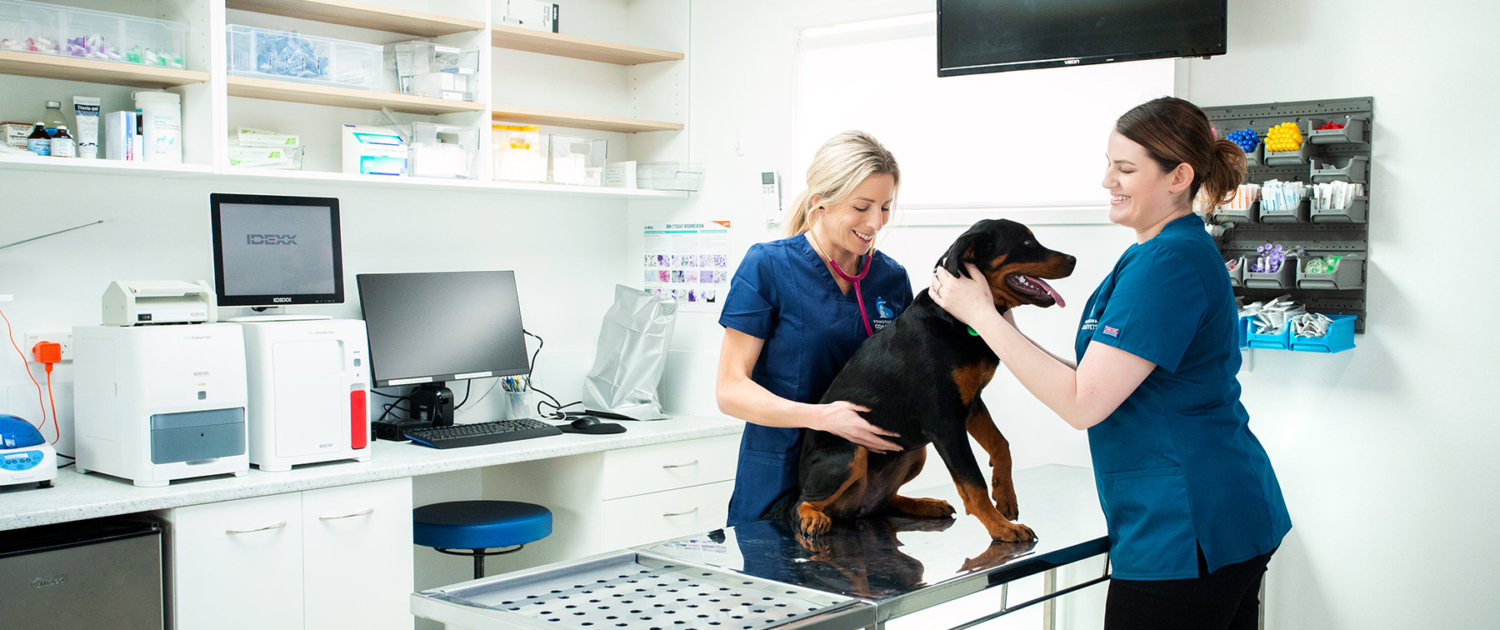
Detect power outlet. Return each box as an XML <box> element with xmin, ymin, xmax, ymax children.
<box><xmin>25</xmin><ymin>331</ymin><xmax>73</xmax><ymax>362</ymax></box>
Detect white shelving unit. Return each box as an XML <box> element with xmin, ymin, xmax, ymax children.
<box><xmin>0</xmin><ymin>0</ymin><xmax>690</xmax><ymax>201</ymax></box>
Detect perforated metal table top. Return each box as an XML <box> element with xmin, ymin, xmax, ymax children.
<box><xmin>414</xmin><ymin>465</ymin><xmax>1107</xmax><ymax>630</ymax></box>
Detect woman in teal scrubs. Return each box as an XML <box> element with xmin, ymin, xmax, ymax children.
<box><xmin>717</xmin><ymin>131</ymin><xmax>914</xmax><ymax>527</ymax></box>
<box><xmin>931</xmin><ymin>98</ymin><xmax>1291</xmax><ymax>629</ymax></box>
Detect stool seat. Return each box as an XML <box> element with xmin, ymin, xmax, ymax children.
<box><xmin>414</xmin><ymin>500</ymin><xmax>552</xmax><ymax>551</ymax></box>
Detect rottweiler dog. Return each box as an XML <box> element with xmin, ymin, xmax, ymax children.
<box><xmin>785</xmin><ymin>219</ymin><xmax>1075</xmax><ymax>543</ymax></box>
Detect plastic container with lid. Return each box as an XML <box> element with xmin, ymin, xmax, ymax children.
<box><xmin>0</xmin><ymin>0</ymin><xmax>186</xmax><ymax>68</ymax></box>
<box><xmin>228</xmin><ymin>24</ymin><xmax>383</xmax><ymax>91</ymax></box>
<box><xmin>0</xmin><ymin>0</ymin><xmax>62</xmax><ymax>55</ymax></box>
<box><xmin>134</xmin><ymin>91</ymin><xmax>181</xmax><ymax>164</ymax></box>
<box><xmin>390</xmin><ymin>40</ymin><xmax>479</xmax><ymax>101</ymax></box>
<box><xmin>637</xmin><ymin>161</ymin><xmax>704</xmax><ymax>191</ymax></box>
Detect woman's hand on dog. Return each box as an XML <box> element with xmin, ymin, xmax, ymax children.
<box><xmin>814</xmin><ymin>401</ymin><xmax>902</xmax><ymax>453</ymax></box>
<box><xmin>932</xmin><ymin>264</ymin><xmax>1005</xmax><ymax>328</ymax></box>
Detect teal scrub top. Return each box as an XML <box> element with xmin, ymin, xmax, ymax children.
<box><xmin>1075</xmin><ymin>213</ymin><xmax>1292</xmax><ymax>580</ymax></box>
<box><xmin>719</xmin><ymin>234</ymin><xmax>913</xmax><ymax>526</ymax></box>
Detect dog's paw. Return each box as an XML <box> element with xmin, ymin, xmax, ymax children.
<box><xmin>986</xmin><ymin>520</ymin><xmax>1038</xmax><ymax>544</ymax></box>
<box><xmin>797</xmin><ymin>505</ymin><xmax>832</xmax><ymax>537</ymax></box>
<box><xmin>959</xmin><ymin>540</ymin><xmax>1038</xmax><ymax>572</ymax></box>
<box><xmin>795</xmin><ymin>532</ymin><xmax>832</xmax><ymax>558</ymax></box>
<box><xmin>992</xmin><ymin>486</ymin><xmax>1019</xmax><ymax>521</ymax></box>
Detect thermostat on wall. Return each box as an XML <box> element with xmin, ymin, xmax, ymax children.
<box><xmin>761</xmin><ymin>170</ymin><xmax>781</xmax><ymax>225</ymax></box>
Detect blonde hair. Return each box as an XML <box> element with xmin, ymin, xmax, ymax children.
<box><xmin>783</xmin><ymin>131</ymin><xmax>901</xmax><ymax>237</ymax></box>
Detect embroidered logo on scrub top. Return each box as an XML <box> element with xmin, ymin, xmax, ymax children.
<box><xmin>872</xmin><ymin>297</ymin><xmax>896</xmax><ymax>332</ymax></box>
<box><xmin>1102</xmin><ymin>325</ymin><xmax>1120</xmax><ymax>338</ymax></box>
<box><xmin>1082</xmin><ymin>318</ymin><xmax>1099</xmax><ymax>332</ymax></box>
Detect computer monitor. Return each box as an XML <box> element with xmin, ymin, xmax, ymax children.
<box><xmin>210</xmin><ymin>193</ymin><xmax>344</xmax><ymax>308</ymax></box>
<box><xmin>356</xmin><ymin>271</ymin><xmax>530</xmax><ymax>426</ymax></box>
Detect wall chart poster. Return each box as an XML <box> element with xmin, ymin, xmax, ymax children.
<box><xmin>643</xmin><ymin>221</ymin><xmax>731</xmax><ymax>309</ymax></box>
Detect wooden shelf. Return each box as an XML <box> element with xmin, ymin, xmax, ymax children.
<box><xmin>0</xmin><ymin>51</ymin><xmax>209</xmax><ymax>89</ymax></box>
<box><xmin>491</xmin><ymin>107</ymin><xmax>683</xmax><ymax>134</ymax></box>
<box><xmin>491</xmin><ymin>24</ymin><xmax>683</xmax><ymax>65</ymax></box>
<box><xmin>227</xmin><ymin>76</ymin><xmax>487</xmax><ymax>115</ymax></box>
<box><xmin>226</xmin><ymin>0</ymin><xmax>484</xmax><ymax>38</ymax></box>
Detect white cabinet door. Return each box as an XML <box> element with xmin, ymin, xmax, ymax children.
<box><xmin>172</xmin><ymin>493</ymin><xmax>305</xmax><ymax>630</ymax></box>
<box><xmin>302</xmin><ymin>478</ymin><xmax>414</xmax><ymax>630</ymax></box>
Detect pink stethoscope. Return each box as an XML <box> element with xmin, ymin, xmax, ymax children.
<box><xmin>807</xmin><ymin>230</ymin><xmax>875</xmax><ymax>337</ymax></box>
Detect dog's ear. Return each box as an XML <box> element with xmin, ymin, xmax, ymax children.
<box><xmin>936</xmin><ymin>225</ymin><xmax>986</xmax><ymax>279</ymax></box>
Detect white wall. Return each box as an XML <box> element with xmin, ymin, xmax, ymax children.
<box><xmin>642</xmin><ymin>0</ymin><xmax>1500</xmax><ymax>628</ymax></box>
<box><xmin>1179</xmin><ymin>1</ymin><xmax>1500</xmax><ymax>628</ymax></box>
<box><xmin>0</xmin><ymin>171</ymin><xmax>633</xmax><ymax>432</ymax></box>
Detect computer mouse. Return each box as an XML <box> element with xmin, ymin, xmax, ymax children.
<box><xmin>560</xmin><ymin>415</ymin><xmax>626</xmax><ymax>435</ymax></box>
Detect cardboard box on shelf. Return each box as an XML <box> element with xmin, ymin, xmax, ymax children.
<box><xmin>502</xmin><ymin>0</ymin><xmax>558</xmax><ymax>33</ymax></box>
<box><xmin>3</xmin><ymin>122</ymin><xmax>33</xmax><ymax>150</ymax></box>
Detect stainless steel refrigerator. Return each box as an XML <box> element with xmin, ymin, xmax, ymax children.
<box><xmin>0</xmin><ymin>519</ymin><xmax>164</xmax><ymax>629</ymax></box>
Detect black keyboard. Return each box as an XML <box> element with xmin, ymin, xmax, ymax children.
<box><xmin>404</xmin><ymin>418</ymin><xmax>563</xmax><ymax>449</ymax></box>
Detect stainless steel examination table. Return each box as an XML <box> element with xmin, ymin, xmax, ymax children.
<box><xmin>412</xmin><ymin>464</ymin><xmax>1110</xmax><ymax>630</ymax></box>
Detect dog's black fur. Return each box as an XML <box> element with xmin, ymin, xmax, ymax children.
<box><xmin>779</xmin><ymin>219</ymin><xmax>1075</xmax><ymax>542</ymax></box>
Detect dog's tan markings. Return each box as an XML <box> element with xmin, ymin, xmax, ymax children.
<box><xmin>985</xmin><ymin>255</ymin><xmax>1073</xmax><ymax>308</ymax></box>
<box><xmin>887</xmin><ymin>495</ymin><xmax>956</xmax><ymax>518</ymax></box>
<box><xmin>797</xmin><ymin>448</ymin><xmax>868</xmax><ymax>536</ymax></box>
<box><xmin>953</xmin><ymin>480</ymin><xmax>1036</xmax><ymax>543</ymax></box>
<box><xmin>951</xmin><ymin>364</ymin><xmax>997</xmax><ymax>406</ymax></box>
<box><xmin>967</xmin><ymin>406</ymin><xmax>1018</xmax><ymax>520</ymax></box>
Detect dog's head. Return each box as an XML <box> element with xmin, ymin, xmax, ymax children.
<box><xmin>936</xmin><ymin>219</ymin><xmax>1076</xmax><ymax>310</ymax></box>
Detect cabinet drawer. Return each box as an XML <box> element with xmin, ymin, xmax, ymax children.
<box><xmin>171</xmin><ymin>493</ymin><xmax>304</xmax><ymax>630</ymax></box>
<box><xmin>599</xmin><ymin>434</ymin><xmax>740</xmax><ymax>500</ymax></box>
<box><xmin>303</xmin><ymin>479</ymin><xmax>414</xmax><ymax>630</ymax></box>
<box><xmin>599</xmin><ymin>479</ymin><xmax>734</xmax><ymax>549</ymax></box>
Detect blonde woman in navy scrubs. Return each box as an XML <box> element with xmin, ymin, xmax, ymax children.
<box><xmin>931</xmin><ymin>98</ymin><xmax>1291</xmax><ymax>629</ymax></box>
<box><xmin>716</xmin><ymin>131</ymin><xmax>913</xmax><ymax>527</ymax></box>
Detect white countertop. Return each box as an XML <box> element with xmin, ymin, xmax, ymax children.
<box><xmin>0</xmin><ymin>415</ymin><xmax>744</xmax><ymax>532</ymax></box>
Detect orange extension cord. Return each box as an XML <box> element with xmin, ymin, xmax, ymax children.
<box><xmin>0</xmin><ymin>306</ymin><xmax>56</xmax><ymax>443</ymax></box>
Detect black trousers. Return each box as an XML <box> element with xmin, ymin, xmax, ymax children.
<box><xmin>1104</xmin><ymin>546</ymin><xmax>1275</xmax><ymax>630</ymax></box>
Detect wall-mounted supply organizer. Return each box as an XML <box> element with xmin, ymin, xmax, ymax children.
<box><xmin>1204</xmin><ymin>97</ymin><xmax>1373</xmax><ymax>334</ymax></box>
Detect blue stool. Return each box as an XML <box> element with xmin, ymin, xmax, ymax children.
<box><xmin>414</xmin><ymin>501</ymin><xmax>552</xmax><ymax>580</ymax></box>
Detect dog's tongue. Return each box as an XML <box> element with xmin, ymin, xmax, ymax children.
<box><xmin>1031</xmin><ymin>277</ymin><xmax>1066</xmax><ymax>308</ymax></box>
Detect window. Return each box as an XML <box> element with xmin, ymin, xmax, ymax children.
<box><xmin>794</xmin><ymin>14</ymin><xmax>1176</xmax><ymax>211</ymax></box>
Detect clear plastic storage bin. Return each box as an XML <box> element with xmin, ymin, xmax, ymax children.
<box><xmin>391</xmin><ymin>40</ymin><xmax>478</xmax><ymax>101</ymax></box>
<box><xmin>638</xmin><ymin>161</ymin><xmax>704</xmax><ymax>191</ymax></box>
<box><xmin>228</xmin><ymin>24</ymin><xmax>383</xmax><ymax>90</ymax></box>
<box><xmin>492</xmin><ymin>124</ymin><xmax>547</xmax><ymax>183</ymax></box>
<box><xmin>408</xmin><ymin>122</ymin><xmax>477</xmax><ymax>179</ymax></box>
<box><xmin>0</xmin><ymin>0</ymin><xmax>186</xmax><ymax>68</ymax></box>
<box><xmin>549</xmin><ymin>135</ymin><xmax>606</xmax><ymax>186</ymax></box>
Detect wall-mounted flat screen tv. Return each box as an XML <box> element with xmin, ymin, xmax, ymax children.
<box><xmin>938</xmin><ymin>0</ymin><xmax>1227</xmax><ymax>77</ymax></box>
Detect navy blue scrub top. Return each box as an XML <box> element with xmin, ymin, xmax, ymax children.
<box><xmin>1075</xmin><ymin>213</ymin><xmax>1292</xmax><ymax>580</ymax></box>
<box><xmin>719</xmin><ymin>234</ymin><xmax>913</xmax><ymax>527</ymax></box>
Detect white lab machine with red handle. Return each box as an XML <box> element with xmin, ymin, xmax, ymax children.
<box><xmin>236</xmin><ymin>318</ymin><xmax>372</xmax><ymax>472</ymax></box>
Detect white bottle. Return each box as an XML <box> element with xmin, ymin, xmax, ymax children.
<box><xmin>133</xmin><ymin>91</ymin><xmax>182</xmax><ymax>164</ymax></box>
<box><xmin>49</xmin><ymin>125</ymin><xmax>76</xmax><ymax>158</ymax></box>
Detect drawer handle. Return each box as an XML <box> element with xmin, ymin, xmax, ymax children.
<box><xmin>319</xmin><ymin>507</ymin><xmax>375</xmax><ymax>521</ymax></box>
<box><xmin>662</xmin><ymin>460</ymin><xmax>699</xmax><ymax>469</ymax></box>
<box><xmin>662</xmin><ymin>507</ymin><xmax>699</xmax><ymax>517</ymax></box>
<box><xmin>225</xmin><ymin>521</ymin><xmax>286</xmax><ymax>535</ymax></box>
